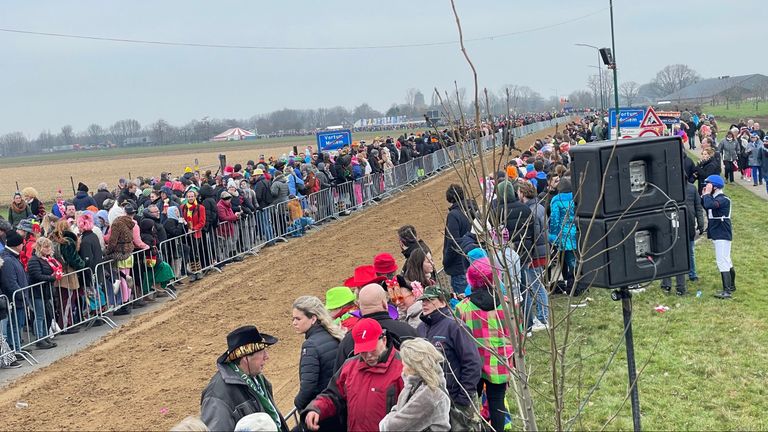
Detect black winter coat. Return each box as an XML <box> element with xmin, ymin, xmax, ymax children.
<box><xmin>78</xmin><ymin>230</ymin><xmax>104</xmax><ymax>274</ymax></box>
<box><xmin>443</xmin><ymin>201</ymin><xmax>475</xmax><ymax>276</ymax></box>
<box><xmin>200</xmin><ymin>358</ymin><xmax>288</xmax><ymax>432</ymax></box>
<box><xmin>294</xmin><ymin>324</ymin><xmax>341</xmax><ymax>410</ymax></box>
<box><xmin>694</xmin><ymin>157</ymin><xmax>721</xmax><ymax>194</ymax></box>
<box><xmin>253</xmin><ymin>177</ymin><xmax>273</xmax><ymax>208</ymax></box>
<box><xmin>333</xmin><ymin>310</ymin><xmax>417</xmax><ymax>374</ymax></box>
<box><xmin>685</xmin><ymin>182</ymin><xmax>705</xmax><ymax>241</ymax></box>
<box><xmin>93</xmin><ymin>190</ymin><xmax>114</xmax><ymax>210</ymax></box>
<box><xmin>199</xmin><ymin>185</ymin><xmax>219</xmax><ymax>231</ymax></box>
<box><xmin>163</xmin><ymin>218</ymin><xmax>187</xmax><ymax>239</ymax></box>
<box><xmin>143</xmin><ymin>214</ymin><xmax>168</xmax><ymax>244</ymax></box>
<box><xmin>495</xmin><ymin>199</ymin><xmax>534</xmax><ymax>264</ymax></box>
<box><xmin>26</xmin><ymin>254</ymin><xmax>56</xmax><ymax>299</ymax></box>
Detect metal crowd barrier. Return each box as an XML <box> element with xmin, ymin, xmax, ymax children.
<box><xmin>0</xmin><ymin>116</ymin><xmax>573</xmax><ymax>368</ymax></box>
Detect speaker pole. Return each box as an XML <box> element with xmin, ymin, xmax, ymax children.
<box><xmin>612</xmin><ymin>287</ymin><xmax>642</xmax><ymax>431</ymax></box>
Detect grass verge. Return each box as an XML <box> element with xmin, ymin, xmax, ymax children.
<box><xmin>705</xmin><ymin>101</ymin><xmax>768</xmax><ymax>124</ymax></box>
<box><xmin>518</xmin><ymin>177</ymin><xmax>768</xmax><ymax>430</ymax></box>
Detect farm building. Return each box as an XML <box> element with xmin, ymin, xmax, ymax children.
<box><xmin>661</xmin><ymin>73</ymin><xmax>768</xmax><ymax>105</ymax></box>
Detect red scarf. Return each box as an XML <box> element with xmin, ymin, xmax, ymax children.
<box><xmin>44</xmin><ymin>255</ymin><xmax>64</xmax><ymax>279</ymax></box>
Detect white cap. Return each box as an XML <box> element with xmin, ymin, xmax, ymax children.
<box><xmin>234</xmin><ymin>413</ymin><xmax>278</xmax><ymax>432</ymax></box>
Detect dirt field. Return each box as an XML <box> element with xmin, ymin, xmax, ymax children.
<box><xmin>0</xmin><ymin>129</ymin><xmax>553</xmax><ymax>431</ymax></box>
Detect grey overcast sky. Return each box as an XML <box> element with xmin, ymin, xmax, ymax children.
<box><xmin>2</xmin><ymin>0</ymin><xmax>763</xmax><ymax>136</ymax></box>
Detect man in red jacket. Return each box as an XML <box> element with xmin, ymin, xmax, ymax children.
<box><xmin>302</xmin><ymin>318</ymin><xmax>404</xmax><ymax>432</ymax></box>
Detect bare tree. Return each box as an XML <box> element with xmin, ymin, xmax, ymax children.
<box><xmin>405</xmin><ymin>88</ymin><xmax>418</xmax><ymax>108</ymax></box>
<box><xmin>151</xmin><ymin>119</ymin><xmax>170</xmax><ymax>145</ymax></box>
<box><xmin>652</xmin><ymin>64</ymin><xmax>700</xmax><ymax>97</ymax></box>
<box><xmin>0</xmin><ymin>131</ymin><xmax>29</xmax><ymax>155</ymax></box>
<box><xmin>619</xmin><ymin>81</ymin><xmax>640</xmax><ymax>106</ymax></box>
<box><xmin>568</xmin><ymin>90</ymin><xmax>595</xmax><ymax>109</ymax></box>
<box><xmin>87</xmin><ymin>123</ymin><xmax>104</xmax><ymax>145</ymax></box>
<box><xmin>37</xmin><ymin>130</ymin><xmax>56</xmax><ymax>149</ymax></box>
<box><xmin>60</xmin><ymin>125</ymin><xmax>74</xmax><ymax>146</ymax></box>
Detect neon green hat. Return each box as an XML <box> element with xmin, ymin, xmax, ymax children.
<box><xmin>325</xmin><ymin>286</ymin><xmax>356</xmax><ymax>310</ymax></box>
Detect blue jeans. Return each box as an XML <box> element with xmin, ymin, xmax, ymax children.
<box><xmin>33</xmin><ymin>297</ymin><xmax>47</xmax><ymax>339</ymax></box>
<box><xmin>258</xmin><ymin>210</ymin><xmax>274</xmax><ymax>242</ymax></box>
<box><xmin>450</xmin><ymin>273</ymin><xmax>468</xmax><ymax>295</ymax></box>
<box><xmin>4</xmin><ymin>304</ymin><xmax>26</xmax><ymax>351</ymax></box>
<box><xmin>751</xmin><ymin>166</ymin><xmax>761</xmax><ymax>185</ymax></box>
<box><xmin>688</xmin><ymin>240</ymin><xmax>697</xmax><ymax>280</ymax></box>
<box><xmin>523</xmin><ymin>266</ymin><xmax>549</xmax><ymax>325</ymax></box>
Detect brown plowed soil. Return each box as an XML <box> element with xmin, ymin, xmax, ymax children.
<box><xmin>0</xmin><ymin>129</ymin><xmax>553</xmax><ymax>431</ymax></box>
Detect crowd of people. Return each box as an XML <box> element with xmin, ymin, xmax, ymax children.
<box><xmin>0</xmin><ymin>116</ymin><xmax>565</xmax><ymax>370</ymax></box>
<box><xmin>1</xmin><ymin>110</ymin><xmax>748</xmax><ymax>431</ymax></box>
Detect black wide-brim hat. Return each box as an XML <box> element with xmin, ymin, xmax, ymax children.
<box><xmin>219</xmin><ymin>325</ymin><xmax>278</xmax><ymax>363</ymax></box>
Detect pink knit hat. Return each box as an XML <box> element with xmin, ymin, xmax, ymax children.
<box><xmin>466</xmin><ymin>257</ymin><xmax>494</xmax><ymax>290</ymax></box>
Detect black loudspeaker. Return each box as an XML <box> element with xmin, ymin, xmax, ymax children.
<box><xmin>571</xmin><ymin>136</ymin><xmax>690</xmax><ymax>289</ymax></box>
<box><xmin>577</xmin><ymin>208</ymin><xmax>690</xmax><ymax>289</ymax></box>
<box><xmin>570</xmin><ymin>136</ymin><xmax>686</xmax><ymax>218</ymax></box>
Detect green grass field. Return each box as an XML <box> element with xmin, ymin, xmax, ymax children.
<box><xmin>0</xmin><ymin>129</ymin><xmax>409</xmax><ymax>167</ymax></box>
<box><xmin>520</xmin><ymin>178</ymin><xmax>768</xmax><ymax>430</ymax></box>
<box><xmin>705</xmin><ymin>101</ymin><xmax>768</xmax><ymax>123</ymax></box>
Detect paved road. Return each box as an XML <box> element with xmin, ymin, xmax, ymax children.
<box><xmin>689</xmin><ymin>139</ymin><xmax>768</xmax><ymax>201</ymax></box>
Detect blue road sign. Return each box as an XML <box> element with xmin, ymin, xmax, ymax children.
<box><xmin>316</xmin><ymin>129</ymin><xmax>352</xmax><ymax>152</ymax></box>
<box><xmin>608</xmin><ymin>108</ymin><xmax>646</xmax><ymax>129</ymax></box>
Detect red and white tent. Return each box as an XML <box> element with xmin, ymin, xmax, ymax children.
<box><xmin>211</xmin><ymin>127</ymin><xmax>256</xmax><ymax>141</ymax></box>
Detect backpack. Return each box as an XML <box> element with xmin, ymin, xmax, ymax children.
<box><xmin>259</xmin><ymin>178</ymin><xmax>274</xmax><ymax>206</ymax></box>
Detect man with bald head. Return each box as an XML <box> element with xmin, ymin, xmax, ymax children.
<box><xmin>333</xmin><ymin>284</ymin><xmax>417</xmax><ymax>373</ymax></box>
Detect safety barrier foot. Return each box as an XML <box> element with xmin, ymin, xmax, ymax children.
<box><xmin>17</xmin><ymin>350</ymin><xmax>38</xmax><ymax>366</ymax></box>
<box><xmin>163</xmin><ymin>288</ymin><xmax>178</xmax><ymax>300</ymax></box>
<box><xmin>97</xmin><ymin>315</ymin><xmax>118</xmax><ymax>329</ymax></box>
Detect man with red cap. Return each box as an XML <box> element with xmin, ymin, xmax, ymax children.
<box><xmin>302</xmin><ymin>318</ymin><xmax>404</xmax><ymax>432</ymax></box>
<box><xmin>333</xmin><ymin>283</ymin><xmax>416</xmax><ymax>372</ymax></box>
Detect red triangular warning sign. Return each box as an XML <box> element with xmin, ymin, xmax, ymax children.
<box><xmin>640</xmin><ymin>107</ymin><xmax>663</xmax><ymax>128</ymax></box>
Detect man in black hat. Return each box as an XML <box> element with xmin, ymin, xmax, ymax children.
<box><xmin>201</xmin><ymin>325</ymin><xmax>287</xmax><ymax>431</ymax></box>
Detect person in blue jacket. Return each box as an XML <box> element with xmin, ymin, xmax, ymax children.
<box><xmin>417</xmin><ymin>285</ymin><xmax>482</xmax><ymax>429</ymax></box>
<box><xmin>548</xmin><ymin>177</ymin><xmax>578</xmax><ymax>295</ymax></box>
<box><xmin>701</xmin><ymin>175</ymin><xmax>735</xmax><ymax>299</ymax></box>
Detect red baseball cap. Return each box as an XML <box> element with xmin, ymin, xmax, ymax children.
<box><xmin>373</xmin><ymin>253</ymin><xmax>398</xmax><ymax>274</ymax></box>
<box><xmin>352</xmin><ymin>318</ymin><xmax>383</xmax><ymax>354</ymax></box>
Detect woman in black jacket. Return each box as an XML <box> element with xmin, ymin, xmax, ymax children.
<box><xmin>693</xmin><ymin>148</ymin><xmax>721</xmax><ymax>194</ymax></box>
<box><xmin>163</xmin><ymin>206</ymin><xmax>190</xmax><ymax>280</ymax></box>
<box><xmin>27</xmin><ymin>237</ymin><xmax>61</xmax><ymax>349</ymax></box>
<box><xmin>77</xmin><ymin>213</ymin><xmax>106</xmax><ymax>314</ymax></box>
<box><xmin>291</xmin><ymin>296</ymin><xmax>345</xmax><ymax>431</ymax></box>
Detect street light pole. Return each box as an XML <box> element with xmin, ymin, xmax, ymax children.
<box><xmin>575</xmin><ymin>43</ymin><xmax>605</xmax><ymax>111</ymax></box>
<box><xmin>610</xmin><ymin>0</ymin><xmax>621</xmax><ymax>136</ymax></box>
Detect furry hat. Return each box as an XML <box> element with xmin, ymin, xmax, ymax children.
<box><xmin>466</xmin><ymin>257</ymin><xmax>494</xmax><ymax>290</ymax></box>
<box><xmin>76</xmin><ymin>212</ymin><xmax>94</xmax><ymax>232</ymax></box>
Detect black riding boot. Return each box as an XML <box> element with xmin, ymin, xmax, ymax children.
<box><xmin>730</xmin><ymin>268</ymin><xmax>736</xmax><ymax>292</ymax></box>
<box><xmin>714</xmin><ymin>272</ymin><xmax>733</xmax><ymax>299</ymax></box>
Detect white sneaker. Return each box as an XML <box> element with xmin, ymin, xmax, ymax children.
<box><xmin>531</xmin><ymin>320</ymin><xmax>548</xmax><ymax>332</ymax></box>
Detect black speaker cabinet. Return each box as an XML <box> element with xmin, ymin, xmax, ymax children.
<box><xmin>576</xmin><ymin>207</ymin><xmax>690</xmax><ymax>289</ymax></box>
<box><xmin>570</xmin><ymin>136</ymin><xmax>686</xmax><ymax>218</ymax></box>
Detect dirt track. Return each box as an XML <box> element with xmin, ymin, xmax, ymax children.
<box><xmin>0</xmin><ymin>129</ymin><xmax>553</xmax><ymax>431</ymax></box>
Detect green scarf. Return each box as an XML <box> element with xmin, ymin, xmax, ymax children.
<box><xmin>229</xmin><ymin>363</ymin><xmax>281</xmax><ymax>429</ymax></box>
